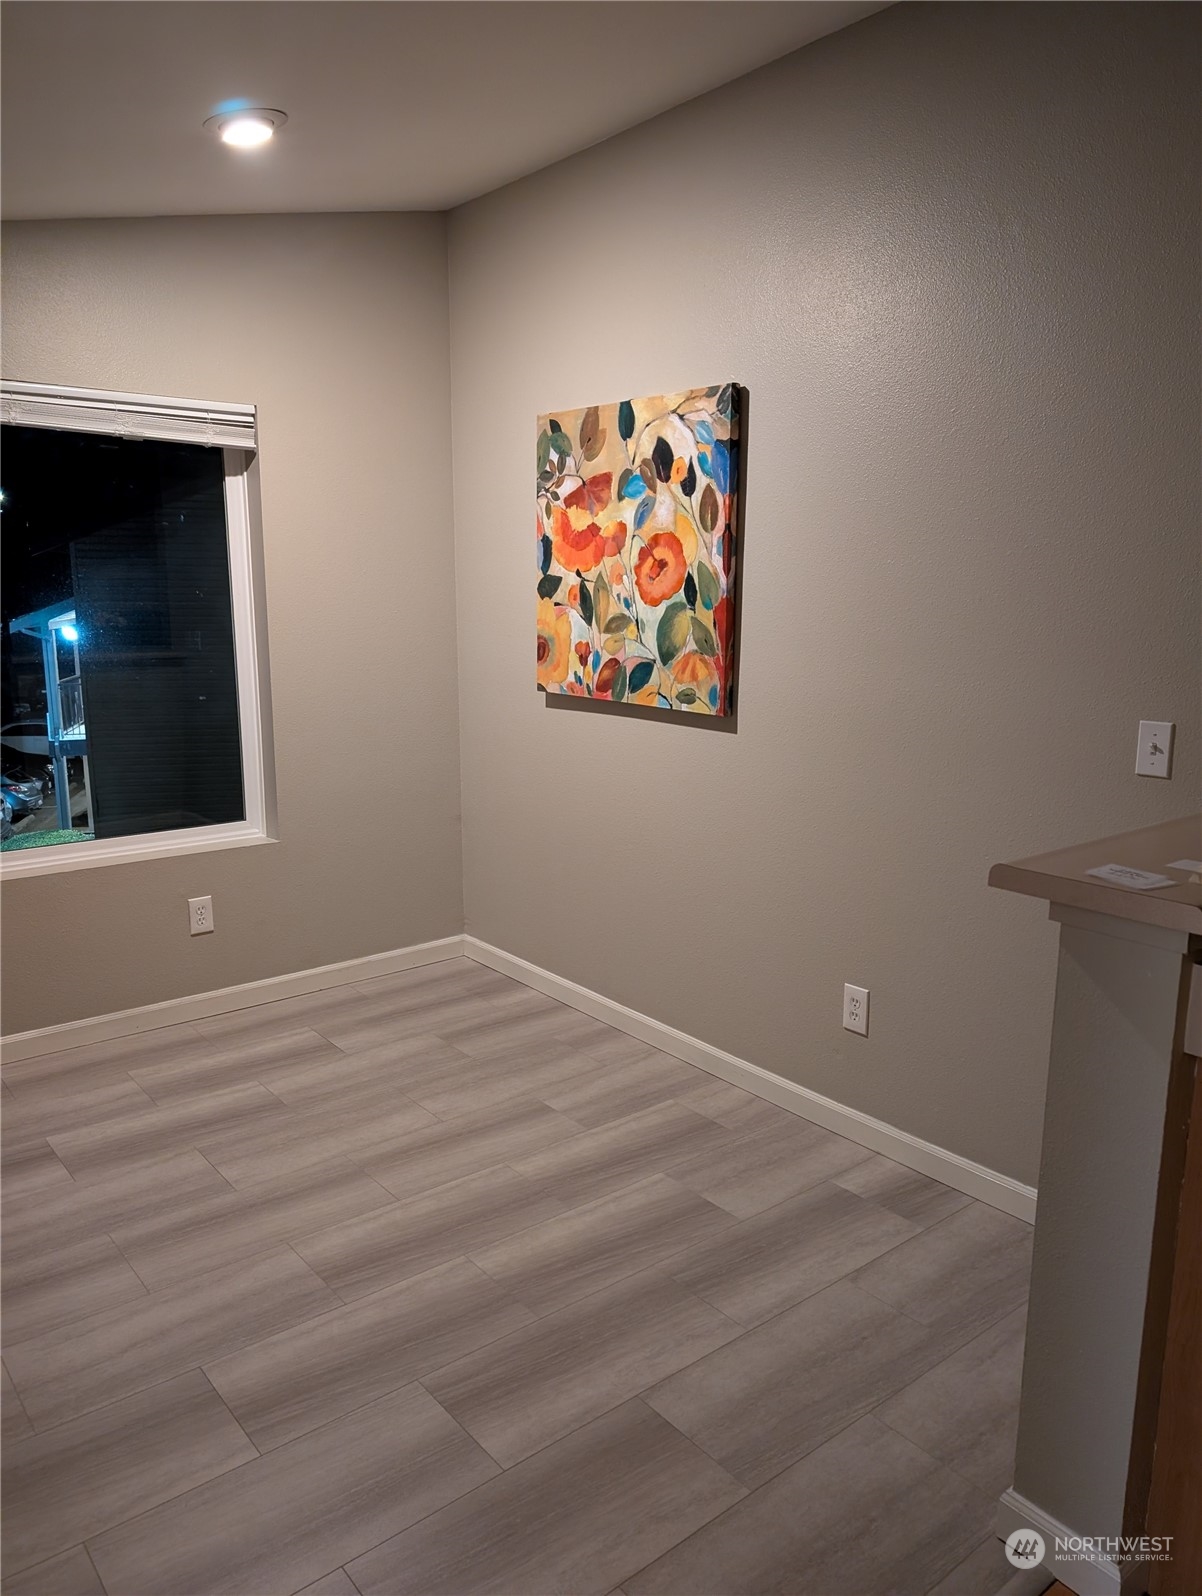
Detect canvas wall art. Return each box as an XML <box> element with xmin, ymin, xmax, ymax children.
<box><xmin>536</xmin><ymin>384</ymin><xmax>740</xmax><ymax>716</ymax></box>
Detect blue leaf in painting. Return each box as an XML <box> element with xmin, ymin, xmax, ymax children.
<box><xmin>708</xmin><ymin>683</ymin><xmax>720</xmax><ymax>707</ymax></box>
<box><xmin>709</xmin><ymin>441</ymin><xmax>730</xmax><ymax>495</ymax></box>
<box><xmin>621</xmin><ymin>474</ymin><xmax>647</xmax><ymax>500</ymax></box>
<box><xmin>632</xmin><ymin>494</ymin><xmax>654</xmax><ymax>533</ymax></box>
<box><xmin>697</xmin><ymin>449</ymin><xmax>711</xmax><ymax>477</ymax></box>
<box><xmin>628</xmin><ymin>659</ymin><xmax>655</xmax><ymax>694</ymax></box>
<box><xmin>592</xmin><ymin>649</ymin><xmax>601</xmax><ymax>671</ymax></box>
<box><xmin>696</xmin><ymin>418</ymin><xmax>715</xmax><ymax>446</ymax></box>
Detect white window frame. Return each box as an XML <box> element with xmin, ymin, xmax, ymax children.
<box><xmin>1</xmin><ymin>382</ymin><xmax>276</xmax><ymax>878</ymax></box>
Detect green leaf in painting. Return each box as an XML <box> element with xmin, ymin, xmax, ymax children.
<box><xmin>580</xmin><ymin>406</ymin><xmax>606</xmax><ymax>462</ymax></box>
<box><xmin>715</xmin><ymin>383</ymin><xmax>733</xmax><ymax>416</ymax></box>
<box><xmin>676</xmin><ymin>687</ymin><xmax>698</xmax><ymax>705</ymax></box>
<box><xmin>578</xmin><ymin>579</ymin><xmax>594</xmax><ymax>628</ymax></box>
<box><xmin>683</xmin><ymin>571</ymin><xmax>698</xmax><ymax>611</ymax></box>
<box><xmin>617</xmin><ymin>466</ymin><xmax>633</xmax><ymax>499</ymax></box>
<box><xmin>603</xmin><ymin>613</ymin><xmax>630</xmax><ymax>634</ymax></box>
<box><xmin>699</xmin><ymin>483</ymin><xmax>720</xmax><ymax>533</ymax></box>
<box><xmin>540</xmin><ymin>534</ymin><xmax>552</xmax><ymax>575</ymax></box>
<box><xmin>690</xmin><ymin>614</ymin><xmax>718</xmax><ymax>657</ymax></box>
<box><xmin>593</xmin><ymin>572</ymin><xmax>612</xmax><ymax>630</ymax></box>
<box><xmin>696</xmin><ymin>560</ymin><xmax>720</xmax><ymax>611</ymax></box>
<box><xmin>656</xmin><ymin>601</ymin><xmax>691</xmax><ymax>666</ymax></box>
<box><xmin>618</xmin><ymin>400</ymin><xmax>635</xmax><ymax>441</ymax></box>
<box><xmin>537</xmin><ymin>429</ymin><xmax>552</xmax><ymax>475</ymax></box>
<box><xmin>550</xmin><ymin>430</ymin><xmax>572</xmax><ymax>460</ymax></box>
<box><xmin>628</xmin><ymin>658</ymin><xmax>655</xmax><ymax>694</ymax></box>
<box><xmin>613</xmin><ymin>664</ymin><xmax>628</xmax><ymax>702</ymax></box>
<box><xmin>537</xmin><ymin>574</ymin><xmax>562</xmax><ymax>600</ymax></box>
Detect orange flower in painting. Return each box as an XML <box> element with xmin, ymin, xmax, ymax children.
<box><xmin>670</xmin><ymin>649</ymin><xmax>718</xmax><ymax>709</ymax></box>
<box><xmin>536</xmin><ymin>598</ymin><xmax>571</xmax><ymax>686</ymax></box>
<box><xmin>601</xmin><ymin>520</ymin><xmax>627</xmax><ymax>557</ymax></box>
<box><xmin>634</xmin><ymin>531</ymin><xmax>687</xmax><ymax>606</ymax></box>
<box><xmin>551</xmin><ymin>506</ymin><xmax>605</xmax><ymax>573</ymax></box>
<box><xmin>563</xmin><ymin>473</ymin><xmax>612</xmax><ymax>516</ymax></box>
<box><xmin>671</xmin><ymin>652</ymin><xmax>717</xmax><ymax>689</ymax></box>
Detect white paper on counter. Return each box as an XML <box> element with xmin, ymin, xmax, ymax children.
<box><xmin>1086</xmin><ymin>864</ymin><xmax>1178</xmax><ymax>891</ymax></box>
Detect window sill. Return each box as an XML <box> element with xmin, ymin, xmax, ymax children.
<box><xmin>0</xmin><ymin>823</ymin><xmax>276</xmax><ymax>879</ymax></box>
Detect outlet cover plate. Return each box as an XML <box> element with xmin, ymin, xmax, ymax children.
<box><xmin>843</xmin><ymin>983</ymin><xmax>869</xmax><ymax>1037</ymax></box>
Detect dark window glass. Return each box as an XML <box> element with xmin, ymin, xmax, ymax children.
<box><xmin>2</xmin><ymin>425</ymin><xmax>244</xmax><ymax>848</ymax></box>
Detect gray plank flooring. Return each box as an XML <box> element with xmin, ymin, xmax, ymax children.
<box><xmin>1</xmin><ymin>957</ymin><xmax>1032</xmax><ymax>1594</ymax></box>
<box><xmin>2</xmin><ymin>1545</ymin><xmax>107</xmax><ymax>1596</ymax></box>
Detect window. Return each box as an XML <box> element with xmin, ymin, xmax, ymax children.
<box><xmin>1</xmin><ymin>382</ymin><xmax>272</xmax><ymax>874</ymax></box>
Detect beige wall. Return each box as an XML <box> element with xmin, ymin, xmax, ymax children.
<box><xmin>447</xmin><ymin>1</ymin><xmax>1200</xmax><ymax>1186</ymax></box>
<box><xmin>2</xmin><ymin>6</ymin><xmax>1197</xmax><ymax>1189</ymax></box>
<box><xmin>2</xmin><ymin>213</ymin><xmax>463</xmax><ymax>1033</ymax></box>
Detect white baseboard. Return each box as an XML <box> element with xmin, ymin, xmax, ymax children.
<box><xmin>0</xmin><ymin>927</ymin><xmax>1037</xmax><ymax>1224</ymax></box>
<box><xmin>463</xmin><ymin>936</ymin><xmax>1036</xmax><ymax>1223</ymax></box>
<box><xmin>0</xmin><ymin>935</ymin><xmax>467</xmax><ymax>1062</ymax></box>
<box><xmin>996</xmin><ymin>1489</ymin><xmax>1123</xmax><ymax>1596</ymax></box>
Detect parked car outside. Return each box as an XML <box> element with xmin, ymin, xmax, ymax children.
<box><xmin>1</xmin><ymin>769</ymin><xmax>46</xmax><ymax>819</ymax></box>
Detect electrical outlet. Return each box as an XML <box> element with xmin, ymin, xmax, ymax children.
<box><xmin>1135</xmin><ymin>721</ymin><xmax>1174</xmax><ymax>778</ymax></box>
<box><xmin>188</xmin><ymin>895</ymin><xmax>214</xmax><ymax>935</ymax></box>
<box><xmin>843</xmin><ymin>983</ymin><xmax>869</xmax><ymax>1037</ymax></box>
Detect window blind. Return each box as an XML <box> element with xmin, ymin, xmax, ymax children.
<box><xmin>0</xmin><ymin>381</ymin><xmax>256</xmax><ymax>450</ymax></box>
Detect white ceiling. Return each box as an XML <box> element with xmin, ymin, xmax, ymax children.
<box><xmin>1</xmin><ymin>1</ymin><xmax>889</xmax><ymax>220</ymax></box>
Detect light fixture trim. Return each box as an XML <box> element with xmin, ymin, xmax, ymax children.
<box><xmin>203</xmin><ymin>108</ymin><xmax>288</xmax><ymax>147</ymax></box>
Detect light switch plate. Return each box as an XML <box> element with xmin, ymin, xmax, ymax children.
<box><xmin>1135</xmin><ymin>721</ymin><xmax>1174</xmax><ymax>778</ymax></box>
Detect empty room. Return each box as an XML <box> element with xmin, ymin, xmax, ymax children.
<box><xmin>1</xmin><ymin>3</ymin><xmax>1198</xmax><ymax>1594</ymax></box>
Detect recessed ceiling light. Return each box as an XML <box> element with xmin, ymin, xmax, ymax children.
<box><xmin>203</xmin><ymin>109</ymin><xmax>287</xmax><ymax>149</ymax></box>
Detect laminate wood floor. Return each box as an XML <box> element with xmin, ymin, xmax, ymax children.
<box><xmin>1</xmin><ymin>958</ymin><xmax>1034</xmax><ymax>1595</ymax></box>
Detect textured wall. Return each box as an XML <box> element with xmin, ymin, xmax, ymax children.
<box><xmin>2</xmin><ymin>213</ymin><xmax>463</xmax><ymax>1032</ymax></box>
<box><xmin>447</xmin><ymin>1</ymin><xmax>1200</xmax><ymax>1186</ymax></box>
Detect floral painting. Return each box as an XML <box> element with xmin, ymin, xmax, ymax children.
<box><xmin>536</xmin><ymin>384</ymin><xmax>740</xmax><ymax>716</ymax></box>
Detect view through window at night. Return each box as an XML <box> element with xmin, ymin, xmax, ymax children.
<box><xmin>1</xmin><ymin>425</ymin><xmax>247</xmax><ymax>856</ymax></box>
